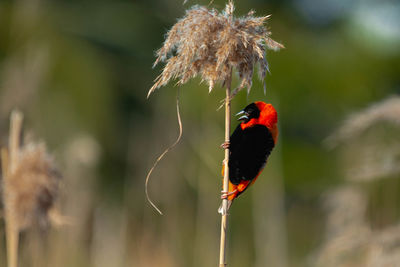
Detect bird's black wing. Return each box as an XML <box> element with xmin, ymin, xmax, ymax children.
<box><xmin>229</xmin><ymin>124</ymin><xmax>275</xmax><ymax>185</ymax></box>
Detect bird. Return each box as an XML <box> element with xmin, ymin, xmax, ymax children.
<box><xmin>219</xmin><ymin>101</ymin><xmax>278</xmax><ymax>214</ymax></box>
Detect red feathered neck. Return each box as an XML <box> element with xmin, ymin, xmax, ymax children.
<box><xmin>240</xmin><ymin>102</ymin><xmax>278</xmax><ymax>131</ymax></box>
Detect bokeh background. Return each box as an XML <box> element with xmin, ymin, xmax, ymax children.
<box><xmin>1</xmin><ymin>0</ymin><xmax>400</xmax><ymax>266</ymax></box>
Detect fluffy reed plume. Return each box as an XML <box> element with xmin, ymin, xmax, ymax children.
<box><xmin>367</xmin><ymin>225</ymin><xmax>400</xmax><ymax>266</ymax></box>
<box><xmin>326</xmin><ymin>96</ymin><xmax>400</xmax><ymax>147</ymax></box>
<box><xmin>148</xmin><ymin>1</ymin><xmax>283</xmax><ymax>98</ymax></box>
<box><xmin>343</xmin><ymin>140</ymin><xmax>400</xmax><ymax>182</ymax></box>
<box><xmin>315</xmin><ymin>186</ymin><xmax>400</xmax><ymax>267</ymax></box>
<box><xmin>1</xmin><ymin>110</ymin><xmax>61</xmax><ymax>267</ymax></box>
<box><xmin>5</xmin><ymin>142</ymin><xmax>61</xmax><ymax>230</ymax></box>
<box><xmin>314</xmin><ymin>186</ymin><xmax>370</xmax><ymax>267</ymax></box>
<box><xmin>315</xmin><ymin>96</ymin><xmax>400</xmax><ymax>266</ymax></box>
<box><xmin>326</xmin><ymin>96</ymin><xmax>400</xmax><ymax>182</ymax></box>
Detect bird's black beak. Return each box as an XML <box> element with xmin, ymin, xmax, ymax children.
<box><xmin>236</xmin><ymin>110</ymin><xmax>248</xmax><ymax>121</ymax></box>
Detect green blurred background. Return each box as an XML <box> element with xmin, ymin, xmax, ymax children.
<box><xmin>0</xmin><ymin>0</ymin><xmax>400</xmax><ymax>266</ymax></box>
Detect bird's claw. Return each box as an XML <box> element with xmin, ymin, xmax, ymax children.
<box><xmin>220</xmin><ymin>190</ymin><xmax>237</xmax><ymax>199</ymax></box>
<box><xmin>220</xmin><ymin>141</ymin><xmax>230</xmax><ymax>150</ymax></box>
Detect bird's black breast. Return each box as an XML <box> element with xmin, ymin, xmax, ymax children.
<box><xmin>229</xmin><ymin>124</ymin><xmax>275</xmax><ymax>185</ymax></box>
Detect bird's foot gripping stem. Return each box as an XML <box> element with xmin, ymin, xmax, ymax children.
<box><xmin>218</xmin><ymin>189</ymin><xmax>237</xmax><ymax>215</ymax></box>
<box><xmin>218</xmin><ymin>192</ymin><xmax>235</xmax><ymax>215</ymax></box>
<box><xmin>220</xmin><ymin>190</ymin><xmax>237</xmax><ymax>199</ymax></box>
<box><xmin>220</xmin><ymin>141</ymin><xmax>230</xmax><ymax>150</ymax></box>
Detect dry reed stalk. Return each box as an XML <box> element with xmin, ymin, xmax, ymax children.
<box><xmin>1</xmin><ymin>149</ymin><xmax>16</xmax><ymax>267</ymax></box>
<box><xmin>145</xmin><ymin>93</ymin><xmax>183</xmax><ymax>215</ymax></box>
<box><xmin>148</xmin><ymin>1</ymin><xmax>283</xmax><ymax>266</ymax></box>
<box><xmin>3</xmin><ymin>110</ymin><xmax>23</xmax><ymax>267</ymax></box>
<box><xmin>1</xmin><ymin>110</ymin><xmax>62</xmax><ymax>267</ymax></box>
<box><xmin>219</xmin><ymin>69</ymin><xmax>232</xmax><ymax>267</ymax></box>
<box><xmin>2</xmin><ymin>149</ymin><xmax>19</xmax><ymax>267</ymax></box>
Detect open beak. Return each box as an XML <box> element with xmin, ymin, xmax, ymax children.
<box><xmin>236</xmin><ymin>110</ymin><xmax>248</xmax><ymax>121</ymax></box>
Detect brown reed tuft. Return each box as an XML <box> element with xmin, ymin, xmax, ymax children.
<box><xmin>315</xmin><ymin>185</ymin><xmax>400</xmax><ymax>267</ymax></box>
<box><xmin>325</xmin><ymin>96</ymin><xmax>400</xmax><ymax>182</ymax></box>
<box><xmin>148</xmin><ymin>1</ymin><xmax>284</xmax><ymax>97</ymax></box>
<box><xmin>326</xmin><ymin>96</ymin><xmax>400</xmax><ymax>147</ymax></box>
<box><xmin>1</xmin><ymin>110</ymin><xmax>62</xmax><ymax>267</ymax></box>
<box><xmin>316</xmin><ymin>95</ymin><xmax>400</xmax><ymax>265</ymax></box>
<box><xmin>5</xmin><ymin>141</ymin><xmax>61</xmax><ymax>230</ymax></box>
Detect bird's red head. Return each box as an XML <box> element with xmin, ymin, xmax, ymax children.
<box><xmin>237</xmin><ymin>101</ymin><xmax>278</xmax><ymax>142</ymax></box>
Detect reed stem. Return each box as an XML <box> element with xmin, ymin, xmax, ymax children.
<box><xmin>219</xmin><ymin>70</ymin><xmax>232</xmax><ymax>267</ymax></box>
<box><xmin>3</xmin><ymin>110</ymin><xmax>24</xmax><ymax>267</ymax></box>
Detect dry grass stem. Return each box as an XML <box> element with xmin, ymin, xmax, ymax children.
<box><xmin>3</xmin><ymin>110</ymin><xmax>23</xmax><ymax>267</ymax></box>
<box><xmin>145</xmin><ymin>93</ymin><xmax>183</xmax><ymax>215</ymax></box>
<box><xmin>148</xmin><ymin>1</ymin><xmax>283</xmax><ymax>98</ymax></box>
<box><xmin>1</xmin><ymin>110</ymin><xmax>62</xmax><ymax>267</ymax></box>
<box><xmin>219</xmin><ymin>69</ymin><xmax>232</xmax><ymax>267</ymax></box>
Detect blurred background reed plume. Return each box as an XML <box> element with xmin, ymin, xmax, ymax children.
<box><xmin>1</xmin><ymin>110</ymin><xmax>63</xmax><ymax>267</ymax></box>
<box><xmin>5</xmin><ymin>140</ymin><xmax>61</xmax><ymax>231</ymax></box>
<box><xmin>0</xmin><ymin>0</ymin><xmax>399</xmax><ymax>266</ymax></box>
<box><xmin>314</xmin><ymin>97</ymin><xmax>400</xmax><ymax>267</ymax></box>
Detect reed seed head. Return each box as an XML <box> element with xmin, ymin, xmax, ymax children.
<box><xmin>148</xmin><ymin>1</ymin><xmax>283</xmax><ymax>97</ymax></box>
<box><xmin>326</xmin><ymin>96</ymin><xmax>400</xmax><ymax>147</ymax></box>
<box><xmin>5</xmin><ymin>141</ymin><xmax>61</xmax><ymax>230</ymax></box>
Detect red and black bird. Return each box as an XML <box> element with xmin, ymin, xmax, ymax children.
<box><xmin>220</xmin><ymin>101</ymin><xmax>278</xmax><ymax>212</ymax></box>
